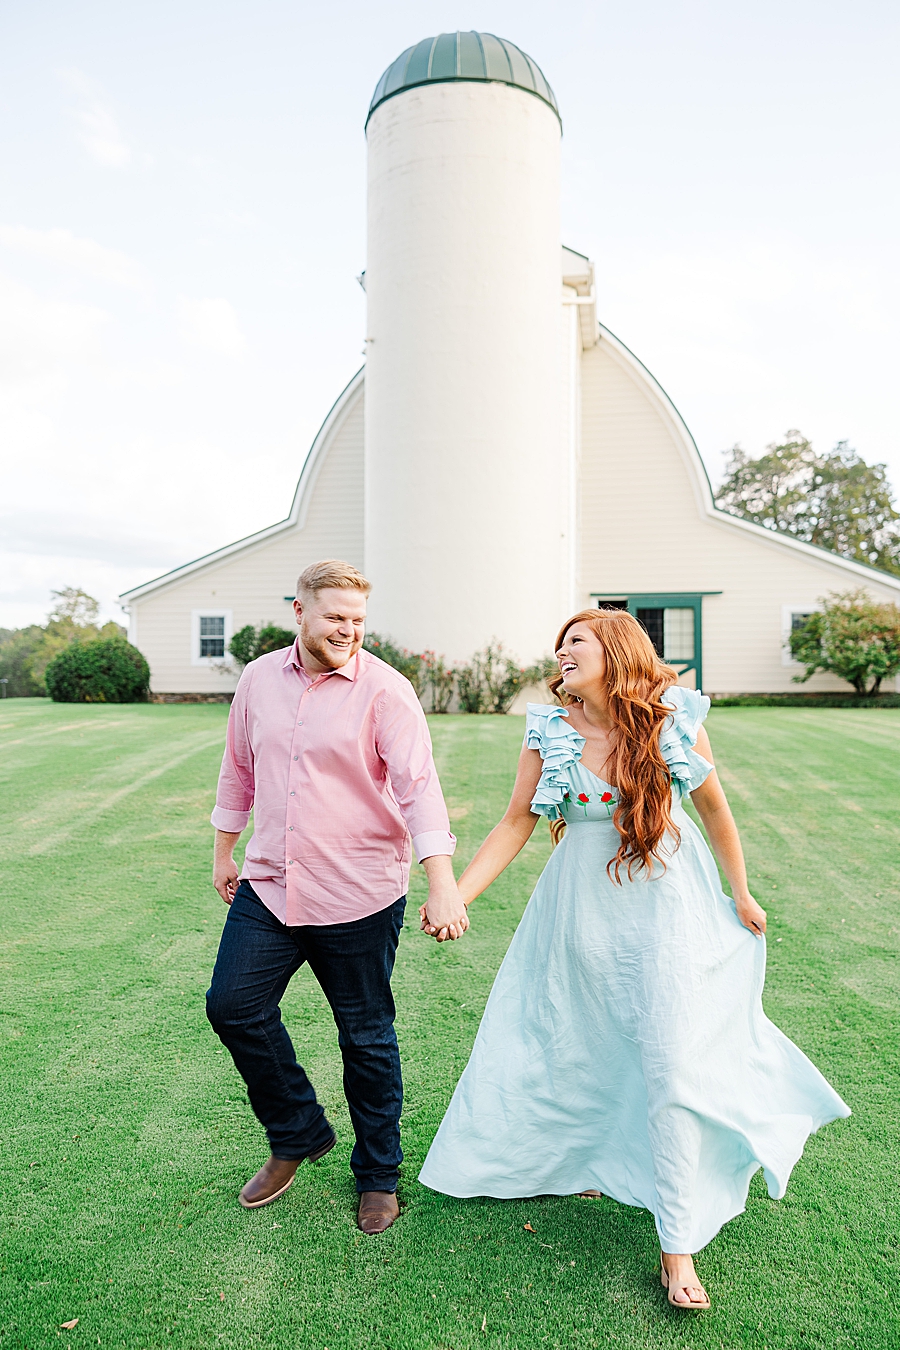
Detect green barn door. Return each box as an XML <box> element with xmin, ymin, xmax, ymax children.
<box><xmin>628</xmin><ymin>594</ymin><xmax>703</xmax><ymax>688</ymax></box>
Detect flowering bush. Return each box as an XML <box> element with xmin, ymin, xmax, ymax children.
<box><xmin>364</xmin><ymin>632</ymin><xmax>553</xmax><ymax>713</ymax></box>
<box><xmin>422</xmin><ymin>651</ymin><xmax>455</xmax><ymax>713</ymax></box>
<box><xmin>362</xmin><ymin>633</ymin><xmax>426</xmax><ymax>696</ymax></box>
<box><xmin>457</xmin><ymin>642</ymin><xmax>554</xmax><ymax>714</ymax></box>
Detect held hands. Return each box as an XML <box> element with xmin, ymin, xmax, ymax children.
<box><xmin>419</xmin><ymin>889</ymin><xmax>469</xmax><ymax>941</ymax></box>
<box><xmin>419</xmin><ymin>856</ymin><xmax>469</xmax><ymax>942</ymax></box>
<box><xmin>735</xmin><ymin>891</ymin><xmax>767</xmax><ymax>938</ymax></box>
<box><xmin>419</xmin><ymin>855</ymin><xmax>469</xmax><ymax>942</ymax></box>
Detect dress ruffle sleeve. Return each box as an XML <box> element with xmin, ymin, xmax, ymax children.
<box><xmin>525</xmin><ymin>703</ymin><xmax>586</xmax><ymax>819</ymax></box>
<box><xmin>659</xmin><ymin>686</ymin><xmax>713</xmax><ymax>796</ymax></box>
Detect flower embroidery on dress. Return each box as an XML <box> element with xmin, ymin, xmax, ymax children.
<box><xmin>562</xmin><ymin>786</ymin><xmax>619</xmax><ymax>819</ymax></box>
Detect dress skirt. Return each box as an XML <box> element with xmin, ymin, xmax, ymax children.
<box><xmin>419</xmin><ymin>800</ymin><xmax>850</xmax><ymax>1253</ymax></box>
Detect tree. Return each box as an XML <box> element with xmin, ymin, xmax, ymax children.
<box><xmin>0</xmin><ymin>626</ymin><xmax>46</xmax><ymax>697</ymax></box>
<box><xmin>45</xmin><ymin>638</ymin><xmax>150</xmax><ymax>703</ymax></box>
<box><xmin>789</xmin><ymin>589</ymin><xmax>900</xmax><ymax>695</ymax></box>
<box><xmin>229</xmin><ymin>623</ymin><xmax>297</xmax><ymax>667</ymax></box>
<box><xmin>0</xmin><ymin>589</ymin><xmax>125</xmax><ymax>695</ymax></box>
<box><xmin>716</xmin><ymin>432</ymin><xmax>900</xmax><ymax>576</ymax></box>
<box><xmin>0</xmin><ymin>589</ymin><xmax>127</xmax><ymax>697</ymax></box>
<box><xmin>48</xmin><ymin>587</ymin><xmax>100</xmax><ymax>627</ymax></box>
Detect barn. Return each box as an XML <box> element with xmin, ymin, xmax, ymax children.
<box><xmin>120</xmin><ymin>32</ymin><xmax>900</xmax><ymax>698</ymax></box>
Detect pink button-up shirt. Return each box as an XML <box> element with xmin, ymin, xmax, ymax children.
<box><xmin>210</xmin><ymin>640</ymin><xmax>456</xmax><ymax>926</ymax></box>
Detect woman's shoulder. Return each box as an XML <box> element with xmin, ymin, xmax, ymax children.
<box><xmin>524</xmin><ymin>704</ymin><xmax>585</xmax><ymax>819</ymax></box>
<box><xmin>525</xmin><ymin>700</ymin><xmax>568</xmax><ymax>727</ymax></box>
<box><xmin>659</xmin><ymin>685</ymin><xmax>712</xmax><ymax>795</ymax></box>
<box><xmin>524</xmin><ymin>702</ymin><xmax>586</xmax><ymax>761</ymax></box>
<box><xmin>525</xmin><ymin>701</ymin><xmax>576</xmax><ymax>739</ymax></box>
<box><xmin>660</xmin><ymin>685</ymin><xmax>710</xmax><ymax>742</ymax></box>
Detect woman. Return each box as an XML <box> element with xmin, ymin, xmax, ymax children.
<box><xmin>419</xmin><ymin>609</ymin><xmax>849</xmax><ymax>1309</ymax></box>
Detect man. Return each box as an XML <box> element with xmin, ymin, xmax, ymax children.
<box><xmin>206</xmin><ymin>559</ymin><xmax>467</xmax><ymax>1234</ymax></box>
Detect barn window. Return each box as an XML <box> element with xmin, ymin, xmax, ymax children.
<box><xmin>192</xmin><ymin>610</ymin><xmax>233</xmax><ymax>666</ymax></box>
<box><xmin>664</xmin><ymin>607</ymin><xmax>695</xmax><ymax>661</ymax></box>
<box><xmin>635</xmin><ymin>607</ymin><xmax>695</xmax><ymax>664</ymax></box>
<box><xmin>199</xmin><ymin>615</ymin><xmax>225</xmax><ymax>657</ymax></box>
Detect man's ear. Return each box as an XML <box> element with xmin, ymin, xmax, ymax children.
<box><xmin>292</xmin><ymin>598</ymin><xmax>303</xmax><ymax>626</ymax></box>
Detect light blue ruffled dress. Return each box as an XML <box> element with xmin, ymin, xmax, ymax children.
<box><xmin>419</xmin><ymin>688</ymin><xmax>850</xmax><ymax>1253</ymax></box>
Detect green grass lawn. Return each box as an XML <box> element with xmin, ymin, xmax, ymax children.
<box><xmin>1</xmin><ymin>700</ymin><xmax>898</xmax><ymax>1350</ymax></box>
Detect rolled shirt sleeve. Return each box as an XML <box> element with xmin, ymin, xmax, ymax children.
<box><xmin>410</xmin><ymin>829</ymin><xmax>457</xmax><ymax>862</ymax></box>
<box><xmin>210</xmin><ymin>671</ymin><xmax>255</xmax><ymax>833</ymax></box>
<box><xmin>375</xmin><ymin>682</ymin><xmax>456</xmax><ymax>861</ymax></box>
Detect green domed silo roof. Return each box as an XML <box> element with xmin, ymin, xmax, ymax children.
<box><xmin>367</xmin><ymin>32</ymin><xmax>560</xmax><ymax>127</ymax></box>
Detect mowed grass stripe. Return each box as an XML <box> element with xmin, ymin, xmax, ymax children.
<box><xmin>1</xmin><ymin>700</ymin><xmax>898</xmax><ymax>1349</ymax></box>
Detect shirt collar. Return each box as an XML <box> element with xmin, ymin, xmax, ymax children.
<box><xmin>285</xmin><ymin>637</ymin><xmax>359</xmax><ymax>681</ymax></box>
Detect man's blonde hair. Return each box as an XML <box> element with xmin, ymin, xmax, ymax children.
<box><xmin>296</xmin><ymin>559</ymin><xmax>372</xmax><ymax>603</ymax></box>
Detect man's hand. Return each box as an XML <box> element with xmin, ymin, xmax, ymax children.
<box><xmin>213</xmin><ymin>829</ymin><xmax>242</xmax><ymax>905</ymax></box>
<box><xmin>419</xmin><ymin>854</ymin><xmax>469</xmax><ymax>942</ymax></box>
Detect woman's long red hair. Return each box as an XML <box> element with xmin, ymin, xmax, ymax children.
<box><xmin>549</xmin><ymin>609</ymin><xmax>680</xmax><ymax>882</ymax></box>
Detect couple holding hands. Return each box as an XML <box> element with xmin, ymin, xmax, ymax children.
<box><xmin>207</xmin><ymin>559</ymin><xmax>847</xmax><ymax>1311</ymax></box>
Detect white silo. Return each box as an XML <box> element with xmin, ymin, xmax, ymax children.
<box><xmin>364</xmin><ymin>31</ymin><xmax>566</xmax><ymax>663</ymax></box>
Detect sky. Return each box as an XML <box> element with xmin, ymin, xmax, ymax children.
<box><xmin>1</xmin><ymin>0</ymin><xmax>898</xmax><ymax>627</ymax></box>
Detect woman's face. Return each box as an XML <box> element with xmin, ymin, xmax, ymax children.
<box><xmin>556</xmin><ymin>622</ymin><xmax>607</xmax><ymax>699</ymax></box>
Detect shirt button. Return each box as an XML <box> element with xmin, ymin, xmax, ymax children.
<box><xmin>287</xmin><ymin>860</ymin><xmax>293</xmax><ymax>866</ymax></box>
<box><xmin>298</xmin><ymin>720</ymin><xmax>303</xmax><ymax>725</ymax></box>
<box><xmin>288</xmin><ymin>825</ymin><xmax>294</xmax><ymax>831</ymax></box>
<box><xmin>290</xmin><ymin>791</ymin><xmax>295</xmax><ymax>796</ymax></box>
<box><xmin>293</xmin><ymin>755</ymin><xmax>299</xmax><ymax>760</ymax></box>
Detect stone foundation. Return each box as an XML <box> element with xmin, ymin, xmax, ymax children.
<box><xmin>149</xmin><ymin>692</ymin><xmax>234</xmax><ymax>704</ymax></box>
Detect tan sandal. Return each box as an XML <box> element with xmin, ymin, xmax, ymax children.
<box><xmin>660</xmin><ymin>1255</ymin><xmax>710</xmax><ymax>1310</ymax></box>
<box><xmin>575</xmin><ymin>1189</ymin><xmax>604</xmax><ymax>1198</ymax></box>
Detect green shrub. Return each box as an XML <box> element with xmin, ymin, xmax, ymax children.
<box><xmin>229</xmin><ymin>624</ymin><xmax>296</xmax><ymax>667</ymax></box>
<box><xmin>790</xmin><ymin>589</ymin><xmax>900</xmax><ymax>695</ymax></box>
<box><xmin>45</xmin><ymin>638</ymin><xmax>150</xmax><ymax>703</ymax></box>
<box><xmin>455</xmin><ymin>649</ymin><xmax>489</xmax><ymax>713</ymax></box>
<box><xmin>457</xmin><ymin>642</ymin><xmax>554</xmax><ymax>714</ymax></box>
<box><xmin>363</xmin><ymin>633</ymin><xmax>425</xmax><ymax>696</ymax></box>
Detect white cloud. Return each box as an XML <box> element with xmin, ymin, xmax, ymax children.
<box><xmin>0</xmin><ymin>225</ymin><xmax>145</xmax><ymax>290</ymax></box>
<box><xmin>0</xmin><ymin>272</ymin><xmax>109</xmax><ymax>390</ymax></box>
<box><xmin>177</xmin><ymin>296</ymin><xmax>247</xmax><ymax>358</ymax></box>
<box><xmin>0</xmin><ymin>512</ymin><xmax>189</xmax><ymax>570</ymax></box>
<box><xmin>62</xmin><ymin>69</ymin><xmax>131</xmax><ymax>169</ymax></box>
<box><xmin>0</xmin><ymin>549</ymin><xmax>145</xmax><ymax>628</ymax></box>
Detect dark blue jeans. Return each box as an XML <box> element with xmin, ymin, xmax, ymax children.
<box><xmin>206</xmin><ymin>881</ymin><xmax>405</xmax><ymax>1193</ymax></box>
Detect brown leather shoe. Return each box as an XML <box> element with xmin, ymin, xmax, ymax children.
<box><xmin>238</xmin><ymin>1133</ymin><xmax>336</xmax><ymax>1209</ymax></box>
<box><xmin>357</xmin><ymin>1189</ymin><xmax>400</xmax><ymax>1235</ymax></box>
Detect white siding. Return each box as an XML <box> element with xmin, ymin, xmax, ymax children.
<box><xmin>578</xmin><ymin>337</ymin><xmax>900</xmax><ymax>693</ymax></box>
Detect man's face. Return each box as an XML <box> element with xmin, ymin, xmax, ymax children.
<box><xmin>293</xmin><ymin>587</ymin><xmax>367</xmax><ymax>672</ymax></box>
